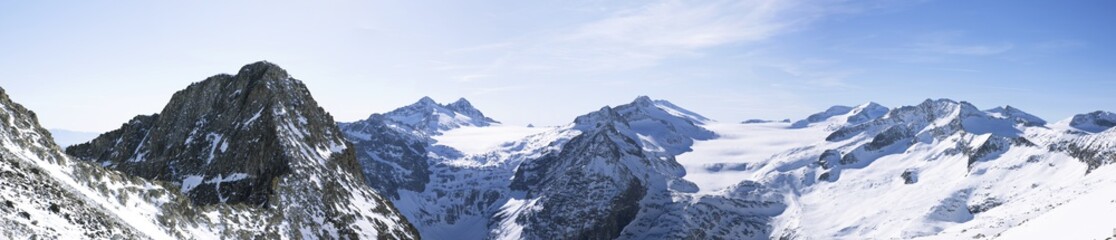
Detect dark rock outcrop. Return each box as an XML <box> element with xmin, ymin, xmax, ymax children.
<box><xmin>63</xmin><ymin>61</ymin><xmax>419</xmax><ymax>239</ymax></box>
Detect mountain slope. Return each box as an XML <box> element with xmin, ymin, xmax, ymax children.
<box><xmin>64</xmin><ymin>61</ymin><xmax>418</xmax><ymax>239</ymax></box>
<box><xmin>677</xmin><ymin>99</ymin><xmax>1116</xmax><ymax>239</ymax></box>
<box><xmin>503</xmin><ymin>108</ymin><xmax>647</xmax><ymax>239</ymax></box>
<box><xmin>348</xmin><ymin>96</ymin><xmax>790</xmax><ymax>239</ymax></box>
<box><xmin>0</xmin><ymin>87</ymin><xmax>150</xmax><ymax>238</ymax></box>
<box><xmin>1067</xmin><ymin>111</ymin><xmax>1116</xmax><ymax>133</ymax></box>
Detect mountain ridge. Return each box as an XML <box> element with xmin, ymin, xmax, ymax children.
<box><xmin>62</xmin><ymin>61</ymin><xmax>419</xmax><ymax>239</ymax></box>
<box><xmin>4</xmin><ymin>61</ymin><xmax>1116</xmax><ymax>239</ymax></box>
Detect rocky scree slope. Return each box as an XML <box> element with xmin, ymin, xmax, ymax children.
<box><xmin>0</xmin><ymin>86</ymin><xmax>151</xmax><ymax>239</ymax></box>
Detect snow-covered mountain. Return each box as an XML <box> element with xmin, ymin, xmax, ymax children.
<box><xmin>346</xmin><ymin>96</ymin><xmax>790</xmax><ymax>239</ymax></box>
<box><xmin>380</xmin><ymin>97</ymin><xmax>500</xmax><ymax>136</ymax></box>
<box><xmin>1067</xmin><ymin>110</ymin><xmax>1116</xmax><ymax>133</ymax></box>
<box><xmin>683</xmin><ymin>99</ymin><xmax>1116</xmax><ymax>239</ymax></box>
<box><xmin>347</xmin><ymin>95</ymin><xmax>1115</xmax><ymax>239</ymax></box>
<box><xmin>790</xmin><ymin>102</ymin><xmax>889</xmax><ymax>129</ymax></box>
<box><xmin>57</xmin><ymin>61</ymin><xmax>418</xmax><ymax>239</ymax></box>
<box><xmin>4</xmin><ymin>61</ymin><xmax>1112</xmax><ymax>239</ymax></box>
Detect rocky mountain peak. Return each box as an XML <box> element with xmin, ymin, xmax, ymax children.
<box><xmin>1069</xmin><ymin>111</ymin><xmax>1116</xmax><ymax>133</ymax></box>
<box><xmin>987</xmin><ymin>105</ymin><xmax>1047</xmax><ymax>127</ymax></box>
<box><xmin>445</xmin><ymin>98</ymin><xmax>490</xmax><ymax>121</ymax></box>
<box><xmin>827</xmin><ymin>99</ymin><xmax>1024</xmax><ymax>142</ymax></box>
<box><xmin>381</xmin><ymin>96</ymin><xmax>500</xmax><ymax>135</ymax></box>
<box><xmin>633</xmin><ymin>95</ymin><xmax>655</xmax><ymax>106</ymax></box>
<box><xmin>627</xmin><ymin>96</ymin><xmax>711</xmax><ymax>123</ymax></box>
<box><xmin>237</xmin><ymin>60</ymin><xmax>290</xmax><ymax>80</ymax></box>
<box><xmin>570</xmin><ymin>97</ymin><xmax>716</xmax><ymax>156</ymax></box>
<box><xmin>574</xmin><ymin>106</ymin><xmax>627</xmax><ymax>131</ymax></box>
<box><xmin>847</xmin><ymin>102</ymin><xmax>890</xmax><ymax>125</ymax></box>
<box><xmin>416</xmin><ymin>96</ymin><xmax>438</xmax><ymax>105</ymax></box>
<box><xmin>447</xmin><ymin>97</ymin><xmax>473</xmax><ymax>108</ymax></box>
<box><xmin>792</xmin><ymin>102</ymin><xmax>889</xmax><ymax>129</ymax></box>
<box><xmin>67</xmin><ymin>61</ymin><xmax>361</xmax><ymax>206</ymax></box>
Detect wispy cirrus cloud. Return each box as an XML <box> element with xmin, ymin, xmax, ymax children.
<box><xmin>567</xmin><ymin>0</ymin><xmax>807</xmax><ymax>50</ymax></box>
<box><xmin>914</xmin><ymin>42</ymin><xmax>1014</xmax><ymax>56</ymax></box>
<box><xmin>909</xmin><ymin>31</ymin><xmax>1014</xmax><ymax>56</ymax></box>
<box><xmin>547</xmin><ymin>0</ymin><xmax>855</xmax><ymax>70</ymax></box>
<box><xmin>437</xmin><ymin>0</ymin><xmax>871</xmax><ymax>78</ymax></box>
<box><xmin>426</xmin><ymin>0</ymin><xmax>923</xmax><ymax>98</ymax></box>
<box><xmin>1033</xmin><ymin>39</ymin><xmax>1087</xmax><ymax>52</ymax></box>
<box><xmin>831</xmin><ymin>30</ymin><xmax>1017</xmax><ymax>63</ymax></box>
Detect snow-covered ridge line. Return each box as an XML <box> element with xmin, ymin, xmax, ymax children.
<box><xmin>376</xmin><ymin>96</ymin><xmax>501</xmax><ymax>136</ymax></box>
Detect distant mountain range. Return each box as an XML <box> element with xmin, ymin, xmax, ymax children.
<box><xmin>1</xmin><ymin>61</ymin><xmax>1113</xmax><ymax>239</ymax></box>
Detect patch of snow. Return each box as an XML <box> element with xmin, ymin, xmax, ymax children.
<box><xmin>205</xmin><ymin>173</ymin><xmax>249</xmax><ymax>183</ymax></box>
<box><xmin>492</xmin><ymin>197</ymin><xmax>541</xmax><ymax>240</ymax></box>
<box><xmin>181</xmin><ymin>175</ymin><xmax>205</xmax><ymax>193</ymax></box>
<box><xmin>205</xmin><ymin>133</ymin><xmax>223</xmax><ymax>164</ymax></box>
<box><xmin>244</xmin><ymin>108</ymin><xmax>264</xmax><ymax>126</ymax></box>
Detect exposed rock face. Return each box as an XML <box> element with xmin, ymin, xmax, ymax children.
<box><xmin>1048</xmin><ymin>126</ymin><xmax>1116</xmax><ymax>172</ymax></box>
<box><xmin>64</xmin><ymin>61</ymin><xmax>419</xmax><ymax>239</ymax></box>
<box><xmin>344</xmin><ymin>96</ymin><xmax>782</xmax><ymax>239</ymax></box>
<box><xmin>338</xmin><ymin>114</ymin><xmax>432</xmax><ymax>199</ymax></box>
<box><xmin>338</xmin><ymin>96</ymin><xmax>503</xmax><ymax>200</ymax></box>
<box><xmin>502</xmin><ymin>102</ymin><xmax>782</xmax><ymax>240</ymax></box>
<box><xmin>827</xmin><ymin>99</ymin><xmax>1023</xmax><ymax>143</ymax></box>
<box><xmin>813</xmin><ymin>99</ymin><xmax>1039</xmax><ymax>181</ymax></box>
<box><xmin>68</xmin><ymin>62</ymin><xmax>356</xmax><ymax>205</ymax></box>
<box><xmin>340</xmin><ymin>96</ymin><xmax>515</xmax><ymax>239</ymax></box>
<box><xmin>508</xmin><ymin>107</ymin><xmax>648</xmax><ymax>240</ymax></box>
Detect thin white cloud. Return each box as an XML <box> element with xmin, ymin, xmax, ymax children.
<box><xmin>549</xmin><ymin>0</ymin><xmax>845</xmax><ymax>70</ymax></box>
<box><xmin>830</xmin><ymin>30</ymin><xmax>1017</xmax><ymax>63</ymax></box>
<box><xmin>438</xmin><ymin>0</ymin><xmax>863</xmax><ymax>76</ymax></box>
<box><xmin>430</xmin><ymin>0</ymin><xmax>897</xmax><ymax>95</ymax></box>
<box><xmin>1034</xmin><ymin>39</ymin><xmax>1087</xmax><ymax>52</ymax></box>
<box><xmin>568</xmin><ymin>0</ymin><xmax>795</xmax><ymax>49</ymax></box>
<box><xmin>914</xmin><ymin>42</ymin><xmax>1014</xmax><ymax>56</ymax></box>
<box><xmin>910</xmin><ymin>31</ymin><xmax>1014</xmax><ymax>56</ymax></box>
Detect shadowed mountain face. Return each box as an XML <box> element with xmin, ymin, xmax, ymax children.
<box><xmin>67</xmin><ymin>62</ymin><xmax>363</xmax><ymax>206</ymax></box>
<box><xmin>337</xmin><ymin>96</ymin><xmax>501</xmax><ymax>200</ymax></box>
<box><xmin>61</xmin><ymin>61</ymin><xmax>418</xmax><ymax>239</ymax></box>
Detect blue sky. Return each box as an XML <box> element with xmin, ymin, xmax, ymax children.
<box><xmin>1</xmin><ymin>0</ymin><xmax>1113</xmax><ymax>132</ymax></box>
